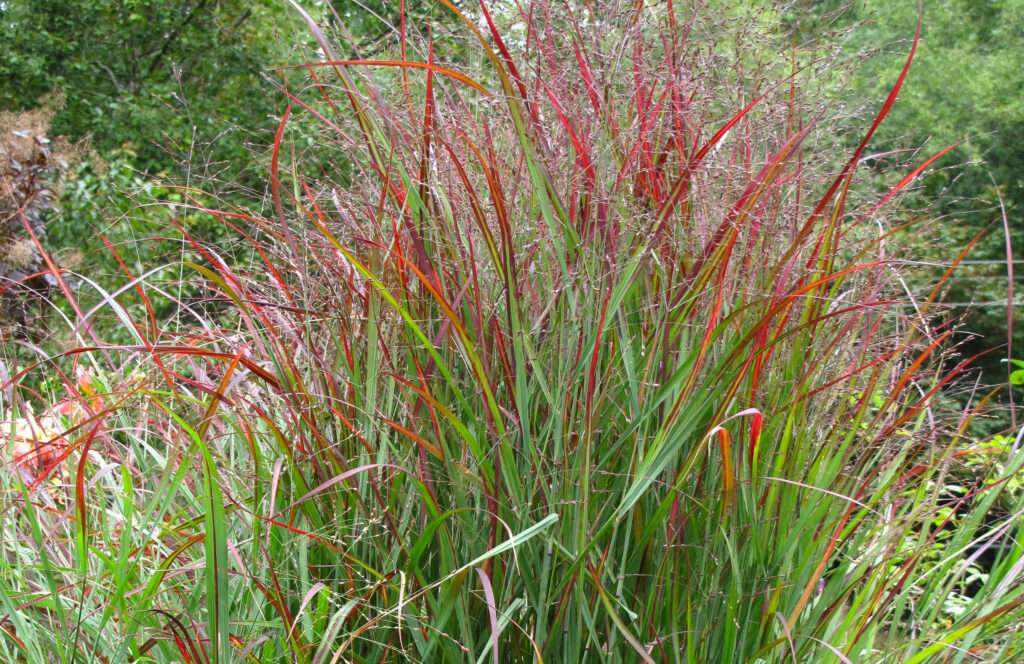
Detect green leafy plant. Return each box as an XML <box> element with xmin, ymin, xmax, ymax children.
<box><xmin>1008</xmin><ymin>359</ymin><xmax>1024</xmax><ymax>386</ymax></box>
<box><xmin>795</xmin><ymin>0</ymin><xmax>1024</xmax><ymax>406</ymax></box>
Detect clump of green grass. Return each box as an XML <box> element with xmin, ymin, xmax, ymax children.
<box><xmin>1</xmin><ymin>1</ymin><xmax>1022</xmax><ymax>662</ymax></box>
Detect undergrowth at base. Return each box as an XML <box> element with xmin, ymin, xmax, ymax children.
<box><xmin>1</xmin><ymin>1</ymin><xmax>1022</xmax><ymax>662</ymax></box>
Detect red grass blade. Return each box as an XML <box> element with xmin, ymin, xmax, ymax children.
<box><xmin>299</xmin><ymin>59</ymin><xmax>490</xmax><ymax>94</ymax></box>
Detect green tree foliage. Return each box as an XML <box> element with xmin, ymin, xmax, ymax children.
<box><xmin>0</xmin><ymin>1</ymin><xmax>304</xmax><ymax>361</ymax></box>
<box><xmin>0</xmin><ymin>1</ymin><xmax>470</xmax><ymax>347</ymax></box>
<box><xmin>0</xmin><ymin>0</ymin><xmax>467</xmax><ymax>181</ymax></box>
<box><xmin>796</xmin><ymin>0</ymin><xmax>1024</xmax><ymax>397</ymax></box>
<box><xmin>0</xmin><ymin>0</ymin><xmax>306</xmax><ymax>178</ymax></box>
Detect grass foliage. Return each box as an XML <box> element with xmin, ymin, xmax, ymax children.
<box><xmin>1</xmin><ymin>1</ymin><xmax>1022</xmax><ymax>662</ymax></box>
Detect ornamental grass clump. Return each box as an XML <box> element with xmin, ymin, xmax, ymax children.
<box><xmin>1</xmin><ymin>2</ymin><xmax>1022</xmax><ymax>662</ymax></box>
